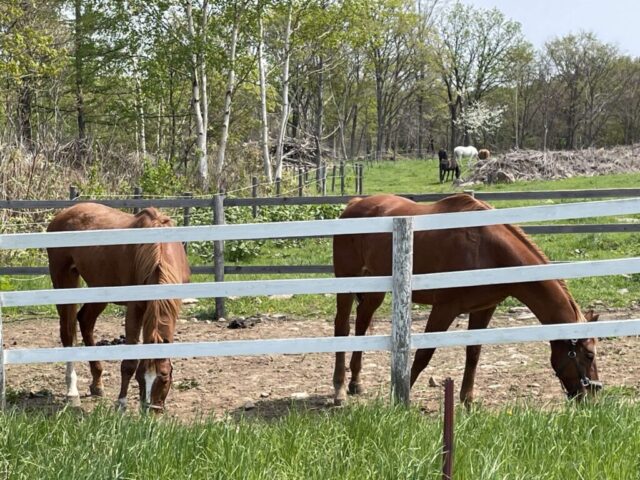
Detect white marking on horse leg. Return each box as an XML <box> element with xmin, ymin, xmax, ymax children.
<box><xmin>117</xmin><ymin>398</ymin><xmax>127</xmax><ymax>411</ymax></box>
<box><xmin>144</xmin><ymin>364</ymin><xmax>156</xmax><ymax>407</ymax></box>
<box><xmin>65</xmin><ymin>362</ymin><xmax>79</xmax><ymax>398</ymax></box>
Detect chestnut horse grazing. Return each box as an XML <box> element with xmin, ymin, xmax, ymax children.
<box><xmin>47</xmin><ymin>203</ymin><xmax>190</xmax><ymax>411</ymax></box>
<box><xmin>478</xmin><ymin>148</ymin><xmax>491</xmax><ymax>160</ymax></box>
<box><xmin>332</xmin><ymin>194</ymin><xmax>601</xmax><ymax>406</ymax></box>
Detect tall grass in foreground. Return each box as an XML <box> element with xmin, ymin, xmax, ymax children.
<box><xmin>1</xmin><ymin>398</ymin><xmax>640</xmax><ymax>479</ymax></box>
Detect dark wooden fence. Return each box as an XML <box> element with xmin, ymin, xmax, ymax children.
<box><xmin>3</xmin><ymin>187</ymin><xmax>640</xmax><ymax>280</ymax></box>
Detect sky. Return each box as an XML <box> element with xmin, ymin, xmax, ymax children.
<box><xmin>461</xmin><ymin>0</ymin><xmax>640</xmax><ymax>58</ymax></box>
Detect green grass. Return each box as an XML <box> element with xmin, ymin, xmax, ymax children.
<box><xmin>2</xmin><ymin>397</ymin><xmax>640</xmax><ymax>479</ymax></box>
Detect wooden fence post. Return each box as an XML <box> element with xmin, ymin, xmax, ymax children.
<box><xmin>213</xmin><ymin>193</ymin><xmax>226</xmax><ymax>320</ymax></box>
<box><xmin>298</xmin><ymin>167</ymin><xmax>304</xmax><ymax>197</ymax></box>
<box><xmin>252</xmin><ymin>177</ymin><xmax>259</xmax><ymax>218</ymax></box>
<box><xmin>275</xmin><ymin>177</ymin><xmax>281</xmax><ymax>196</ymax></box>
<box><xmin>331</xmin><ymin>164</ymin><xmax>337</xmax><ymax>193</ymax></box>
<box><xmin>69</xmin><ymin>185</ymin><xmax>78</xmax><ymax>201</ymax></box>
<box><xmin>133</xmin><ymin>186</ymin><xmax>142</xmax><ymax>214</ymax></box>
<box><xmin>391</xmin><ymin>216</ymin><xmax>413</xmax><ymax>406</ymax></box>
<box><xmin>340</xmin><ymin>162</ymin><xmax>345</xmax><ymax>195</ymax></box>
<box><xmin>182</xmin><ymin>192</ymin><xmax>192</xmax><ymax>253</ymax></box>
<box><xmin>321</xmin><ymin>165</ymin><xmax>327</xmax><ymax>196</ymax></box>
<box><xmin>354</xmin><ymin>164</ymin><xmax>359</xmax><ymax>193</ymax></box>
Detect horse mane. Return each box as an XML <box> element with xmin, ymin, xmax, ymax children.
<box><xmin>133</xmin><ymin>208</ymin><xmax>183</xmax><ymax>342</ymax></box>
<box><xmin>455</xmin><ymin>196</ymin><xmax>584</xmax><ymax>323</ymax></box>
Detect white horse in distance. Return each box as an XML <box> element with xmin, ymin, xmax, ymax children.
<box><xmin>453</xmin><ymin>145</ymin><xmax>478</xmax><ymax>165</ymax></box>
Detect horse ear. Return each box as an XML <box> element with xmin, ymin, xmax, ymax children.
<box><xmin>584</xmin><ymin>309</ymin><xmax>599</xmax><ymax>322</ymax></box>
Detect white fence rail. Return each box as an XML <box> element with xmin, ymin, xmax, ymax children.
<box><xmin>2</xmin><ymin>197</ymin><xmax>640</xmax><ymax>407</ymax></box>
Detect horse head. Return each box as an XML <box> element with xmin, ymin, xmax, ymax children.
<box><xmin>550</xmin><ymin>311</ymin><xmax>601</xmax><ymax>399</ymax></box>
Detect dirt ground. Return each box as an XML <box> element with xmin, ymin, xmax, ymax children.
<box><xmin>4</xmin><ymin>306</ymin><xmax>640</xmax><ymax>422</ymax></box>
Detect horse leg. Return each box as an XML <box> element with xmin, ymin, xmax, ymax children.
<box><xmin>116</xmin><ymin>304</ymin><xmax>143</xmax><ymax>411</ymax></box>
<box><xmin>77</xmin><ymin>302</ymin><xmax>107</xmax><ymax>396</ymax></box>
<box><xmin>349</xmin><ymin>292</ymin><xmax>385</xmax><ymax>395</ymax></box>
<box><xmin>439</xmin><ymin>166</ymin><xmax>445</xmax><ymax>183</ymax></box>
<box><xmin>460</xmin><ymin>306</ymin><xmax>496</xmax><ymax>408</ymax></box>
<box><xmin>333</xmin><ymin>293</ymin><xmax>355</xmax><ymax>406</ymax></box>
<box><xmin>410</xmin><ymin>303</ymin><xmax>459</xmax><ymax>387</ymax></box>
<box><xmin>51</xmin><ymin>263</ymin><xmax>81</xmax><ymax>405</ymax></box>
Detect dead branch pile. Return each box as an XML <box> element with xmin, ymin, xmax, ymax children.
<box><xmin>468</xmin><ymin>144</ymin><xmax>640</xmax><ymax>184</ymax></box>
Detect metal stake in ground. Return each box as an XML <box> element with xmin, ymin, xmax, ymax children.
<box><xmin>443</xmin><ymin>377</ymin><xmax>454</xmax><ymax>480</ymax></box>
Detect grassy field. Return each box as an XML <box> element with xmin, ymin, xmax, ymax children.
<box><xmin>2</xmin><ymin>394</ymin><xmax>640</xmax><ymax>479</ymax></box>
<box><xmin>3</xmin><ymin>157</ymin><xmax>640</xmax><ymax>319</ymax></box>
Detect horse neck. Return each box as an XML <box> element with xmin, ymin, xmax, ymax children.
<box><xmin>510</xmin><ymin>280</ymin><xmax>581</xmax><ymax>325</ymax></box>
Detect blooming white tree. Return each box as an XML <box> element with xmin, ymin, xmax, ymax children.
<box><xmin>455</xmin><ymin>101</ymin><xmax>506</xmax><ymax>143</ymax></box>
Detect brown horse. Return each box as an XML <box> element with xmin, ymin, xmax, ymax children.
<box><xmin>332</xmin><ymin>194</ymin><xmax>601</xmax><ymax>406</ymax></box>
<box><xmin>47</xmin><ymin>203</ymin><xmax>190</xmax><ymax>411</ymax></box>
<box><xmin>478</xmin><ymin>148</ymin><xmax>491</xmax><ymax>160</ymax></box>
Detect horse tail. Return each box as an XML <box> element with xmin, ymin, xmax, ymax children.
<box><xmin>133</xmin><ymin>209</ymin><xmax>182</xmax><ymax>344</ymax></box>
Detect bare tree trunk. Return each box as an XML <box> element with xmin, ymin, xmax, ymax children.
<box><xmin>350</xmin><ymin>104</ymin><xmax>358</xmax><ymax>158</ymax></box>
<box><xmin>169</xmin><ymin>70</ymin><xmax>177</xmax><ymax>161</ymax></box>
<box><xmin>257</xmin><ymin>8</ymin><xmax>272</xmax><ymax>182</ymax></box>
<box><xmin>200</xmin><ymin>1</ymin><xmax>208</xmax><ymax>157</ymax></box>
<box><xmin>186</xmin><ymin>0</ymin><xmax>208</xmax><ymax>188</ymax></box>
<box><xmin>134</xmin><ymin>65</ymin><xmax>146</xmax><ymax>158</ymax></box>
<box><xmin>314</xmin><ymin>54</ymin><xmax>324</xmax><ymax>183</ymax></box>
<box><xmin>74</xmin><ymin>0</ymin><xmax>87</xmax><ymax>164</ymax></box>
<box><xmin>274</xmin><ymin>2</ymin><xmax>292</xmax><ymax>180</ymax></box>
<box><xmin>17</xmin><ymin>79</ymin><xmax>33</xmax><ymax>151</ymax></box>
<box><xmin>216</xmin><ymin>9</ymin><xmax>238</xmax><ymax>189</ymax></box>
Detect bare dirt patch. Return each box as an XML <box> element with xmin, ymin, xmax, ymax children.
<box><xmin>4</xmin><ymin>307</ymin><xmax>640</xmax><ymax>421</ymax></box>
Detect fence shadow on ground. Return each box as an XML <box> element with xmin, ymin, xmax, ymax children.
<box><xmin>229</xmin><ymin>394</ymin><xmax>337</xmax><ymax>421</ymax></box>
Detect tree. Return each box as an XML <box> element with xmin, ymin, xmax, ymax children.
<box><xmin>433</xmin><ymin>2</ymin><xmax>526</xmax><ymax>148</ymax></box>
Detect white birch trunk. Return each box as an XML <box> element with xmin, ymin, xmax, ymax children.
<box><xmin>186</xmin><ymin>0</ymin><xmax>208</xmax><ymax>188</ymax></box>
<box><xmin>216</xmin><ymin>15</ymin><xmax>239</xmax><ymax>188</ymax></box>
<box><xmin>135</xmin><ymin>73</ymin><xmax>146</xmax><ymax>159</ymax></box>
<box><xmin>258</xmin><ymin>11</ymin><xmax>272</xmax><ymax>182</ymax></box>
<box><xmin>274</xmin><ymin>3</ymin><xmax>292</xmax><ymax>180</ymax></box>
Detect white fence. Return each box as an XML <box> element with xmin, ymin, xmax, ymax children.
<box><xmin>3</xmin><ymin>197</ymin><xmax>640</xmax><ymax>407</ymax></box>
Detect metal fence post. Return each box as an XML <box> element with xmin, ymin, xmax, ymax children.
<box><xmin>340</xmin><ymin>162</ymin><xmax>345</xmax><ymax>195</ymax></box>
<box><xmin>391</xmin><ymin>216</ymin><xmax>413</xmax><ymax>406</ymax></box>
<box><xmin>443</xmin><ymin>377</ymin><xmax>455</xmax><ymax>480</ymax></box>
<box><xmin>213</xmin><ymin>193</ymin><xmax>226</xmax><ymax>320</ymax></box>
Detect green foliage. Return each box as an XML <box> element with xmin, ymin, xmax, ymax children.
<box><xmin>138</xmin><ymin>160</ymin><xmax>189</xmax><ymax>196</ymax></box>
<box><xmin>188</xmin><ymin>203</ymin><xmax>343</xmax><ymax>264</ymax></box>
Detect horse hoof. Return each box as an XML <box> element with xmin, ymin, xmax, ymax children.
<box><xmin>115</xmin><ymin>399</ymin><xmax>127</xmax><ymax>412</ymax></box>
<box><xmin>348</xmin><ymin>382</ymin><xmax>365</xmax><ymax>395</ymax></box>
<box><xmin>334</xmin><ymin>397</ymin><xmax>345</xmax><ymax>407</ymax></box>
<box><xmin>66</xmin><ymin>395</ymin><xmax>81</xmax><ymax>408</ymax></box>
<box><xmin>89</xmin><ymin>386</ymin><xmax>104</xmax><ymax>397</ymax></box>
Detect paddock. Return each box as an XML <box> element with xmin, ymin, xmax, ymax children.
<box><xmin>3</xmin><ymin>198</ymin><xmax>640</xmax><ymax>417</ymax></box>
